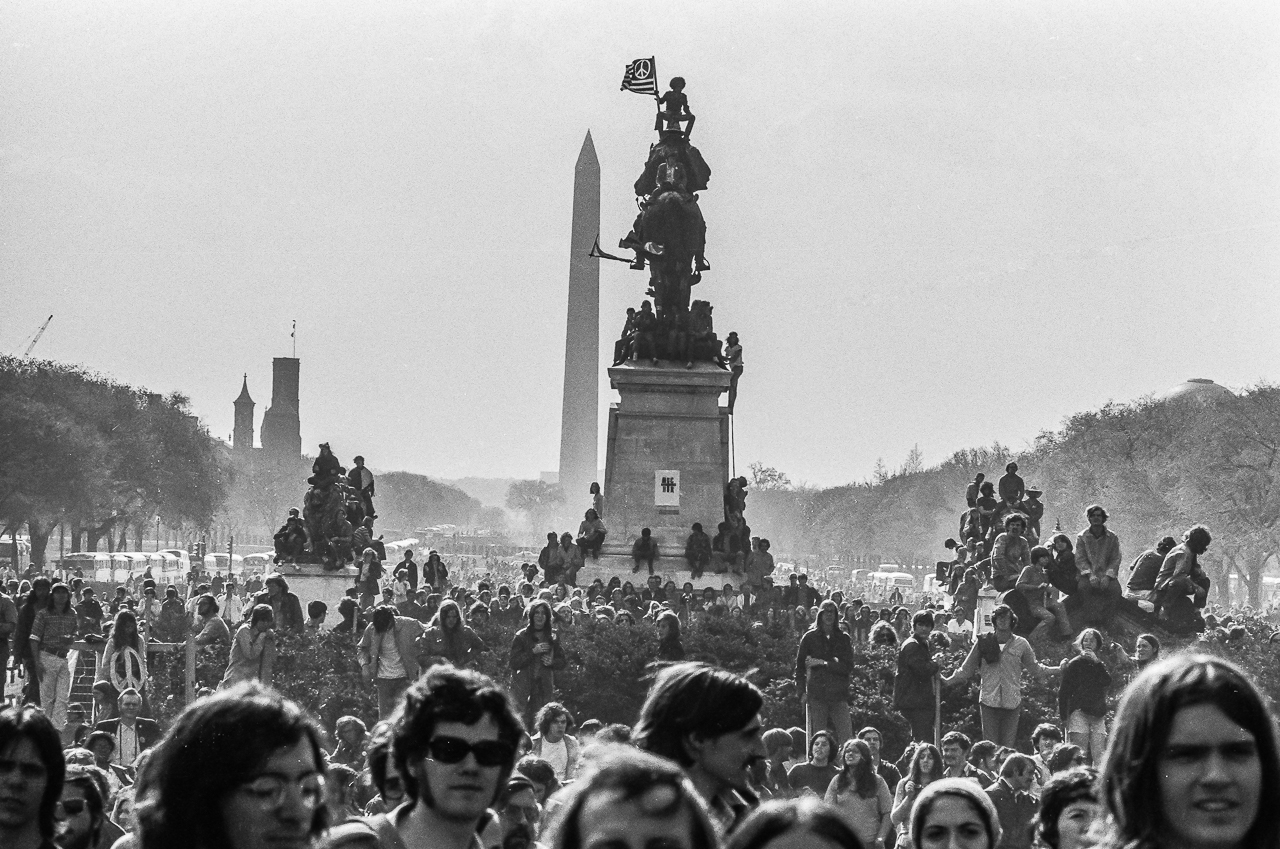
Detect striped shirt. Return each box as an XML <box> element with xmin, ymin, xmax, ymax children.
<box><xmin>31</xmin><ymin>610</ymin><xmax>79</xmax><ymax>653</ymax></box>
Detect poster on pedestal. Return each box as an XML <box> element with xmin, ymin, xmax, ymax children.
<box><xmin>655</xmin><ymin>470</ymin><xmax>680</xmax><ymax>513</ymax></box>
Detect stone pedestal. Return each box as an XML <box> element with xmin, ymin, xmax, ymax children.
<box><xmin>602</xmin><ymin>362</ymin><xmax>731</xmax><ymax>565</ymax></box>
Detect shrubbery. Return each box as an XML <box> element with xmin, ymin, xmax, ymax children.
<box><xmin>146</xmin><ymin>613</ymin><xmax>1279</xmax><ymax>760</ymax></box>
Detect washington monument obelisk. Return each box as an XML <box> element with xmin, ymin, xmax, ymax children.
<box><xmin>557</xmin><ymin>131</ymin><xmax>600</xmax><ymax>505</ymax></box>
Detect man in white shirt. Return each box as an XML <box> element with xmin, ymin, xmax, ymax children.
<box><xmin>220</xmin><ymin>580</ymin><xmax>244</xmax><ymax>625</ymax></box>
<box><xmin>529</xmin><ymin>702</ymin><xmax>580</xmax><ymax>782</ymax></box>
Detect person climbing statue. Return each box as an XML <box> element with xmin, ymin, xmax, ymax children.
<box><xmin>726</xmin><ymin>332</ymin><xmax>743</xmax><ymax>413</ymax></box>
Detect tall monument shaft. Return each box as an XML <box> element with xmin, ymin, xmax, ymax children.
<box><xmin>558</xmin><ymin>132</ymin><xmax>601</xmax><ymax>504</ymax></box>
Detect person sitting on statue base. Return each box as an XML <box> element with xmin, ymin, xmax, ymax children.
<box><xmin>612</xmin><ymin>307</ymin><xmax>638</xmax><ymax>365</ymax></box>
<box><xmin>630</xmin><ymin>300</ymin><xmax>657</xmax><ymax>362</ymax></box>
<box><xmin>685</xmin><ymin>522</ymin><xmax>712</xmax><ymax>579</ymax></box>
<box><xmin>575</xmin><ymin>509</ymin><xmax>606</xmax><ymax>560</ymax></box>
<box><xmin>308</xmin><ymin>442</ymin><xmax>341</xmax><ymax>487</ymax></box>
<box><xmin>273</xmin><ymin>508</ymin><xmax>307</xmax><ymax>561</ymax></box>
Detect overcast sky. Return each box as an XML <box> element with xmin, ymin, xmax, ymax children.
<box><xmin>3</xmin><ymin>1</ymin><xmax>1277</xmax><ymax>487</ymax></box>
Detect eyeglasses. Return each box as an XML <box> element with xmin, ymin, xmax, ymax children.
<box><xmin>426</xmin><ymin>736</ymin><xmax>514</xmax><ymax>767</ymax></box>
<box><xmin>238</xmin><ymin>774</ymin><xmax>326</xmax><ymax>809</ymax></box>
<box><xmin>55</xmin><ymin>799</ymin><xmax>89</xmax><ymax>819</ymax></box>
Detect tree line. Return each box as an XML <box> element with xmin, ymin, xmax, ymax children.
<box><xmin>752</xmin><ymin>385</ymin><xmax>1280</xmax><ymax>608</ymax></box>
<box><xmin>0</xmin><ymin>355</ymin><xmax>228</xmax><ymax>566</ymax></box>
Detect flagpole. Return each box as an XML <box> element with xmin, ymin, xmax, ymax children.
<box><xmin>292</xmin><ymin>320</ymin><xmax>296</xmax><ymax>358</ymax></box>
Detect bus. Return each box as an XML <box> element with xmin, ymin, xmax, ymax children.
<box><xmin>868</xmin><ymin>571</ymin><xmax>916</xmax><ymax>604</ymax></box>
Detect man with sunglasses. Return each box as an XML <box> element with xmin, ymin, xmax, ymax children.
<box><xmin>324</xmin><ymin>666</ymin><xmax>523</xmax><ymax>849</ymax></box>
<box><xmin>54</xmin><ymin>766</ymin><xmax>104</xmax><ymax>849</ymax></box>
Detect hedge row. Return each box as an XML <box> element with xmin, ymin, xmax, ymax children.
<box><xmin>145</xmin><ymin>614</ymin><xmax>1280</xmax><ymax>761</ymax></box>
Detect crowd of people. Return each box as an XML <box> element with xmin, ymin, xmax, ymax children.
<box><xmin>2</xmin><ymin>458</ymin><xmax>1278</xmax><ymax>849</ymax></box>
<box><xmin>0</xmin><ymin>650</ymin><xmax>1274</xmax><ymax>849</ymax></box>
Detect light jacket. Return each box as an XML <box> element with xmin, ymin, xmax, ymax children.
<box><xmin>357</xmin><ymin>616</ymin><xmax>425</xmax><ymax>680</ymax></box>
<box><xmin>530</xmin><ymin>732</ymin><xmax>581</xmax><ymax>780</ymax></box>
<box><xmin>1075</xmin><ymin>527</ymin><xmax>1121</xmax><ymax>579</ymax></box>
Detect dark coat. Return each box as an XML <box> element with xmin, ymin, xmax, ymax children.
<box><xmin>795</xmin><ymin>625</ymin><xmax>853</xmax><ymax>703</ymax></box>
<box><xmin>1058</xmin><ymin>654</ymin><xmax>1112</xmax><ymax>722</ymax></box>
<box><xmin>95</xmin><ymin>717</ymin><xmax>162</xmax><ymax>755</ymax></box>
<box><xmin>983</xmin><ymin>780</ymin><xmax>1037</xmax><ymax>849</ymax></box>
<box><xmin>893</xmin><ymin>634</ymin><xmax>939</xmax><ymax>710</ymax></box>
<box><xmin>253</xmin><ymin>590</ymin><xmax>305</xmax><ymax>634</ymax></box>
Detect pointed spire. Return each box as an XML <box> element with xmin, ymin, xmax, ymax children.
<box><xmin>576</xmin><ymin>130</ymin><xmax>598</xmax><ymax>169</ymax></box>
<box><xmin>235</xmin><ymin>374</ymin><xmax>254</xmax><ymax>405</ymax></box>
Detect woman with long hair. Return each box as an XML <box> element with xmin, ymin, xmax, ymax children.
<box><xmin>329</xmin><ymin>715</ymin><xmax>368</xmax><ymax>770</ymax></box>
<box><xmin>1058</xmin><ymin>627</ymin><xmax>1112</xmax><ymax>765</ymax></box>
<box><xmin>825</xmin><ymin>738</ymin><xmax>892</xmax><ymax>849</ymax></box>
<box><xmin>1093</xmin><ymin>654</ymin><xmax>1279</xmax><ymax>849</ymax></box>
<box><xmin>13</xmin><ymin>576</ymin><xmax>51</xmax><ymax>705</ymax></box>
<box><xmin>890</xmin><ymin>744</ymin><xmax>943</xmax><ymax>849</ymax></box>
<box><xmin>102</xmin><ymin>608</ymin><xmax>149</xmax><ymax>696</ymax></box>
<box><xmin>655</xmin><ymin>611</ymin><xmax>685</xmax><ymax>662</ymax></box>
<box><xmin>1131</xmin><ymin>633</ymin><xmax>1160</xmax><ymax>670</ymax></box>
<box><xmin>133</xmin><ymin>681</ymin><xmax>328</xmax><ymax>849</ymax></box>
<box><xmin>509</xmin><ymin>599</ymin><xmax>565</xmax><ymax>729</ymax></box>
<box><xmin>421</xmin><ymin>598</ymin><xmax>486</xmax><ymax>668</ymax></box>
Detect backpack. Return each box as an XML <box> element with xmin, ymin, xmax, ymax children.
<box><xmin>977</xmin><ymin>632</ymin><xmax>1003</xmax><ymax>665</ymax></box>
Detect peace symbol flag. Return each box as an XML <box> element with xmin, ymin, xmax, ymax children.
<box><xmin>621</xmin><ymin>57</ymin><xmax>657</xmax><ymax>95</ymax></box>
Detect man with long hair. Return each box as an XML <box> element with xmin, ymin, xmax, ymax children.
<box><xmin>324</xmin><ymin>666</ymin><xmax>524</xmax><ymax>849</ymax></box>
<box><xmin>134</xmin><ymin>682</ymin><xmax>329</xmax><ymax>849</ymax></box>
<box><xmin>795</xmin><ymin>599</ymin><xmax>853</xmax><ymax>747</ymax></box>
<box><xmin>529</xmin><ymin>702</ymin><xmax>580</xmax><ymax>783</ymax></box>
<box><xmin>633</xmin><ymin>662</ymin><xmax>766</xmax><ymax>835</ymax></box>
<box><xmin>357</xmin><ymin>604</ymin><xmax>426</xmax><ymax>720</ymax></box>
<box><xmin>1093</xmin><ymin>654</ymin><xmax>1278</xmax><ymax>849</ymax></box>
<box><xmin>0</xmin><ymin>704</ymin><xmax>64</xmax><ymax>849</ymax></box>
<box><xmin>28</xmin><ymin>581</ymin><xmax>78</xmax><ymax>730</ymax></box>
<box><xmin>508</xmin><ymin>601</ymin><xmax>565</xmax><ymax>730</ymax></box>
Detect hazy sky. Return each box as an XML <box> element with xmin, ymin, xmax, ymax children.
<box><xmin>4</xmin><ymin>1</ymin><xmax>1278</xmax><ymax>487</ymax></box>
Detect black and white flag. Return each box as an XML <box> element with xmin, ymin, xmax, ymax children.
<box><xmin>620</xmin><ymin>57</ymin><xmax>657</xmax><ymax>95</ymax></box>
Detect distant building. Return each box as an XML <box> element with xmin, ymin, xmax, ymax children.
<box><xmin>233</xmin><ymin>374</ymin><xmax>255</xmax><ymax>452</ymax></box>
<box><xmin>260</xmin><ymin>357</ymin><xmax>302</xmax><ymax>460</ymax></box>
<box><xmin>1156</xmin><ymin>378</ymin><xmax>1235</xmax><ymax>404</ymax></box>
<box><xmin>232</xmin><ymin>357</ymin><xmax>301</xmax><ymax>460</ymax></box>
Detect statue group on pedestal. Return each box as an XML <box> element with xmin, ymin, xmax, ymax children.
<box><xmin>612</xmin><ymin>298</ymin><xmax>727</xmax><ymax>369</ymax></box>
<box><xmin>273</xmin><ymin>443</ymin><xmax>380</xmax><ymax>571</ymax></box>
<box><xmin>613</xmin><ymin>78</ymin><xmax>733</xmax><ymax>369</ymax></box>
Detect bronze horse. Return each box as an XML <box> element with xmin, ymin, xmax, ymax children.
<box><xmin>640</xmin><ymin>184</ymin><xmax>706</xmax><ymax>319</ymax></box>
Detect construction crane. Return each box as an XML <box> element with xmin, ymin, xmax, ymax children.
<box><xmin>18</xmin><ymin>315</ymin><xmax>53</xmax><ymax>357</ymax></box>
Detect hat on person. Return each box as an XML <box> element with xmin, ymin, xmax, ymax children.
<box><xmin>910</xmin><ymin>778</ymin><xmax>1002</xmax><ymax>849</ymax></box>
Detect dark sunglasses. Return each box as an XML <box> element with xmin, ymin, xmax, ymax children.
<box><xmin>427</xmin><ymin>736</ymin><xmax>514</xmax><ymax>767</ymax></box>
<box><xmin>56</xmin><ymin>799</ymin><xmax>88</xmax><ymax>818</ymax></box>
